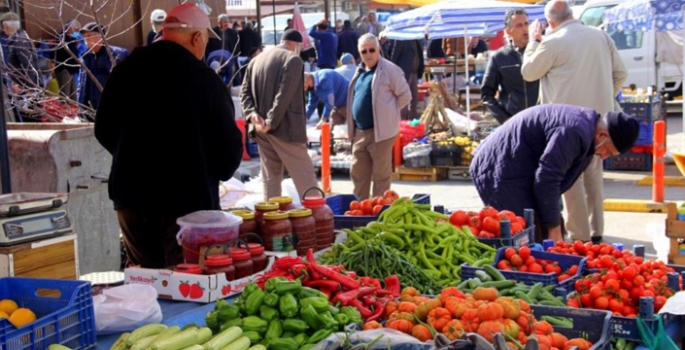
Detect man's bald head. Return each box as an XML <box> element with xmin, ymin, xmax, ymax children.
<box><xmin>545</xmin><ymin>0</ymin><xmax>573</xmax><ymax>27</ymax></box>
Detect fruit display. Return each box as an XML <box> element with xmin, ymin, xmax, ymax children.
<box><xmin>375</xmin><ymin>286</ymin><xmax>594</xmax><ymax>350</ymax></box>
<box><xmin>0</xmin><ymin>298</ymin><xmax>36</xmax><ymax>328</ymax></box>
<box><xmin>343</xmin><ymin>190</ymin><xmax>399</xmax><ymax>216</ymax></box>
<box><xmin>449</xmin><ymin>207</ymin><xmax>527</xmax><ymax>239</ymax></box>
<box><xmin>497</xmin><ymin>247</ymin><xmax>580</xmax><ymax>283</ymax></box>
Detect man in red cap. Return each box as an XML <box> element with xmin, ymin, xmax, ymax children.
<box><xmin>94</xmin><ymin>2</ymin><xmax>243</xmax><ymax>268</ymax></box>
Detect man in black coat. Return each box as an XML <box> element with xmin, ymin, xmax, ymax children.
<box><xmin>389</xmin><ymin>39</ymin><xmax>424</xmax><ymax>120</ymax></box>
<box><xmin>94</xmin><ymin>3</ymin><xmax>243</xmax><ymax>268</ymax></box>
<box><xmin>337</xmin><ymin>20</ymin><xmax>360</xmax><ymax>61</ymax></box>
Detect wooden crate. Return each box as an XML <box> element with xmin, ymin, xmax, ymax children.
<box><xmin>0</xmin><ymin>234</ymin><xmax>78</xmax><ymax>279</ymax></box>
<box><xmin>666</xmin><ymin>202</ymin><xmax>685</xmax><ymax>264</ymax></box>
<box><xmin>392</xmin><ymin>166</ymin><xmax>447</xmax><ymax>182</ymax></box>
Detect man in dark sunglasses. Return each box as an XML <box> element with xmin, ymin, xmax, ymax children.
<box><xmin>346</xmin><ymin>33</ymin><xmax>411</xmax><ymax>200</ymax></box>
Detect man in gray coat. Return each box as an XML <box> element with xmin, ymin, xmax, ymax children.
<box><xmin>241</xmin><ymin>30</ymin><xmax>318</xmax><ymax>200</ymax></box>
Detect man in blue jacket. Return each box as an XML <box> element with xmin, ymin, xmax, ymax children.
<box><xmin>79</xmin><ymin>22</ymin><xmax>129</xmax><ymax>111</ymax></box>
<box><xmin>470</xmin><ymin>104</ymin><xmax>639</xmax><ymax>243</ymax></box>
<box><xmin>309</xmin><ymin>20</ymin><xmax>338</xmax><ymax>69</ymax></box>
<box><xmin>304</xmin><ymin>69</ymin><xmax>350</xmax><ymax>128</ymax></box>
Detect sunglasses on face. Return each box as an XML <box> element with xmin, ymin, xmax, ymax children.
<box><xmin>360</xmin><ymin>48</ymin><xmax>376</xmax><ymax>55</ymax></box>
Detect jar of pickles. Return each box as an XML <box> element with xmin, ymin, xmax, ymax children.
<box><xmin>288</xmin><ymin>209</ymin><xmax>317</xmax><ymax>256</ymax></box>
<box><xmin>261</xmin><ymin>211</ymin><xmax>294</xmax><ymax>252</ymax></box>
<box><xmin>269</xmin><ymin>196</ymin><xmax>298</xmax><ymax>211</ymax></box>
<box><xmin>254</xmin><ymin>202</ymin><xmax>279</xmax><ymax>230</ymax></box>
<box><xmin>231</xmin><ymin>210</ymin><xmax>258</xmax><ymax>240</ymax></box>
<box><xmin>203</xmin><ymin>254</ymin><xmax>235</xmax><ymax>281</ymax></box>
<box><xmin>301</xmin><ymin>187</ymin><xmax>335</xmax><ymax>251</ymax></box>
<box><xmin>248</xmin><ymin>243</ymin><xmax>268</xmax><ymax>272</ymax></box>
<box><xmin>230</xmin><ymin>247</ymin><xmax>254</xmax><ymax>279</ymax></box>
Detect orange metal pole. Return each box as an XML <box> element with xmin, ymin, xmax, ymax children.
<box><xmin>237</xmin><ymin>119</ymin><xmax>250</xmax><ymax>161</ymax></box>
<box><xmin>321</xmin><ymin>123</ymin><xmax>331</xmax><ymax>194</ymax></box>
<box><xmin>393</xmin><ymin>135</ymin><xmax>402</xmax><ymax>169</ymax></box>
<box><xmin>653</xmin><ymin>120</ymin><xmax>666</xmax><ymax>203</ymax></box>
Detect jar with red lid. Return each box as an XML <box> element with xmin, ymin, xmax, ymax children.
<box><xmin>269</xmin><ymin>196</ymin><xmax>298</xmax><ymax>211</ymax></box>
<box><xmin>174</xmin><ymin>263</ymin><xmax>203</xmax><ymax>274</ymax></box>
<box><xmin>230</xmin><ymin>248</ymin><xmax>254</xmax><ymax>279</ymax></box>
<box><xmin>301</xmin><ymin>187</ymin><xmax>335</xmax><ymax>251</ymax></box>
<box><xmin>288</xmin><ymin>209</ymin><xmax>317</xmax><ymax>256</ymax></box>
<box><xmin>261</xmin><ymin>211</ymin><xmax>294</xmax><ymax>252</ymax></box>
<box><xmin>203</xmin><ymin>254</ymin><xmax>236</xmax><ymax>281</ymax></box>
<box><xmin>248</xmin><ymin>243</ymin><xmax>268</xmax><ymax>272</ymax></box>
<box><xmin>254</xmin><ymin>202</ymin><xmax>279</xmax><ymax>231</ymax></box>
<box><xmin>232</xmin><ymin>210</ymin><xmax>258</xmax><ymax>241</ymax></box>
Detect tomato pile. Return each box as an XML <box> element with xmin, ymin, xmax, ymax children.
<box><xmin>497</xmin><ymin>247</ymin><xmax>579</xmax><ymax>283</ymax></box>
<box><xmin>449</xmin><ymin>206</ymin><xmax>527</xmax><ymax>239</ymax></box>
<box><xmin>344</xmin><ymin>190</ymin><xmax>400</xmax><ymax>216</ymax></box>
<box><xmin>548</xmin><ymin>241</ymin><xmax>680</xmax><ymax>315</ymax></box>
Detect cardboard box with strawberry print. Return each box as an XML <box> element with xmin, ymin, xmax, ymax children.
<box><xmin>124</xmin><ymin>251</ymin><xmax>295</xmax><ymax>303</ymax></box>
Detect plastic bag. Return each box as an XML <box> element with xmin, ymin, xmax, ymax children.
<box><xmin>637</xmin><ymin>315</ymin><xmax>679</xmax><ymax>350</ymax></box>
<box><xmin>403</xmin><ymin>142</ymin><xmax>432</xmax><ymax>168</ymax></box>
<box><xmin>219</xmin><ymin>178</ymin><xmax>251</xmax><ymax>209</ymax></box>
<box><xmin>93</xmin><ymin>284</ymin><xmax>162</xmax><ymax>334</ymax></box>
<box><xmin>313</xmin><ymin>328</ymin><xmax>433</xmax><ymax>350</ymax></box>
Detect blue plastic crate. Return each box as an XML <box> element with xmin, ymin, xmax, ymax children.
<box><xmin>530</xmin><ymin>305</ymin><xmax>612</xmax><ymax>350</ymax></box>
<box><xmin>247</xmin><ymin>143</ymin><xmax>259</xmax><ymax>157</ymax></box>
<box><xmin>0</xmin><ymin>277</ymin><xmax>96</xmax><ymax>350</ymax></box>
<box><xmin>603</xmin><ymin>152</ymin><xmax>652</xmax><ymax>171</ymax></box>
<box><xmin>327</xmin><ymin>193</ymin><xmax>430</xmax><ymax>230</ymax></box>
<box><xmin>636</xmin><ymin>118</ymin><xmax>653</xmax><ymax>146</ymax></box>
<box><xmin>444</xmin><ymin>209</ymin><xmax>537</xmax><ymax>248</ymax></box>
<box><xmin>462</xmin><ymin>248</ymin><xmax>586</xmax><ymax>291</ymax></box>
<box><xmin>620</xmin><ymin>99</ymin><xmax>660</xmax><ymax>121</ymax></box>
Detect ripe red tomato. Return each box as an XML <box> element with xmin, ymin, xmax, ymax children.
<box><xmin>349</xmin><ymin>200</ymin><xmax>361</xmax><ymax>211</ymax></box>
<box><xmin>383</xmin><ymin>190</ymin><xmax>399</xmax><ymax>201</ymax></box>
<box><xmin>449</xmin><ymin>210</ymin><xmax>470</xmax><ymax>227</ymax></box>
<box><xmin>519</xmin><ymin>246</ymin><xmax>531</xmax><ymax>261</ymax></box>
<box><xmin>504</xmin><ymin>247</ymin><xmax>516</xmax><ymax>260</ymax></box>
<box><xmin>482</xmin><ymin>217</ymin><xmax>500</xmax><ymax>235</ymax></box>
<box><xmin>372</xmin><ymin>205</ymin><xmax>383</xmax><ymax>216</ymax></box>
<box><xmin>510</xmin><ymin>254</ymin><xmax>523</xmax><ymax>268</ymax></box>
<box><xmin>360</xmin><ymin>200</ymin><xmax>373</xmax><ymax>215</ymax></box>
<box><xmin>498</xmin><ymin>210</ymin><xmax>516</xmax><ymax>222</ymax></box>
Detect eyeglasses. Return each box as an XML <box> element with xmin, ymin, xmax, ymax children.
<box><xmin>360</xmin><ymin>48</ymin><xmax>376</xmax><ymax>55</ymax></box>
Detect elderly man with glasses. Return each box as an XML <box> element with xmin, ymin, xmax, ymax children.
<box><xmin>346</xmin><ymin>33</ymin><xmax>410</xmax><ymax>200</ymax></box>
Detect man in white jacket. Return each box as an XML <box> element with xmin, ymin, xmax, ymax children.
<box><xmin>521</xmin><ymin>0</ymin><xmax>628</xmax><ymax>243</ymax></box>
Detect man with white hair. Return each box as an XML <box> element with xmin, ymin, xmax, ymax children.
<box><xmin>147</xmin><ymin>9</ymin><xmax>166</xmax><ymax>45</ymax></box>
<box><xmin>1</xmin><ymin>12</ymin><xmax>39</xmax><ymax>90</ymax></box>
<box><xmin>347</xmin><ymin>33</ymin><xmax>410</xmax><ymax>200</ymax></box>
<box><xmin>521</xmin><ymin>0</ymin><xmax>628</xmax><ymax>243</ymax></box>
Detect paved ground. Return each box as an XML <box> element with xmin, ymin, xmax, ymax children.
<box><xmin>237</xmin><ymin>115</ymin><xmax>685</xmax><ymax>259</ymax></box>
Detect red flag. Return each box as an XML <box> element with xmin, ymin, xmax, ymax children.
<box><xmin>290</xmin><ymin>3</ymin><xmax>313</xmax><ymax>50</ymax></box>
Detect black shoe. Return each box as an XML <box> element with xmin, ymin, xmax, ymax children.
<box><xmin>591</xmin><ymin>236</ymin><xmax>603</xmax><ymax>244</ymax></box>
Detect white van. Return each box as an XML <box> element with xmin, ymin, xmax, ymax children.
<box><xmin>579</xmin><ymin>0</ymin><xmax>682</xmax><ymax>96</ymax></box>
<box><xmin>260</xmin><ymin>12</ymin><xmax>350</xmax><ymax>48</ymax></box>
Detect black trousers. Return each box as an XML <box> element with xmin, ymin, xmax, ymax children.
<box><xmin>117</xmin><ymin>209</ymin><xmax>183</xmax><ymax>268</ymax></box>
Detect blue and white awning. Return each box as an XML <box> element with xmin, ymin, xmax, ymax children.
<box><xmin>604</xmin><ymin>0</ymin><xmax>685</xmax><ymax>32</ymax></box>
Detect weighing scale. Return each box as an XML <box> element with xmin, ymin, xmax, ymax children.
<box><xmin>0</xmin><ymin>193</ymin><xmax>72</xmax><ymax>246</ymax></box>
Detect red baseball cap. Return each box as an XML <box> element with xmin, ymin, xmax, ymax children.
<box><xmin>164</xmin><ymin>3</ymin><xmax>220</xmax><ymax>39</ymax></box>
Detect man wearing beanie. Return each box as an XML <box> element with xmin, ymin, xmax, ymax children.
<box><xmin>335</xmin><ymin>53</ymin><xmax>356</xmax><ymax>80</ymax></box>
<box><xmin>470</xmin><ymin>104</ymin><xmax>639</xmax><ymax>243</ymax></box>
<box><xmin>241</xmin><ymin>29</ymin><xmax>319</xmax><ymax>201</ymax></box>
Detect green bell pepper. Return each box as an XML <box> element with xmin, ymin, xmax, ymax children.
<box><xmin>279</xmin><ymin>293</ymin><xmax>298</xmax><ymax>318</ymax></box>
<box><xmin>298</xmin><ymin>287</ymin><xmax>328</xmax><ymax>299</ymax></box>
<box><xmin>293</xmin><ymin>333</ymin><xmax>308</xmax><ymax>346</ymax></box>
<box><xmin>259</xmin><ymin>305</ymin><xmax>279</xmax><ymax>322</ymax></box>
<box><xmin>340</xmin><ymin>306</ymin><xmax>363</xmax><ymax>327</ymax></box>
<box><xmin>334</xmin><ymin>313</ymin><xmax>349</xmax><ymax>328</ymax></box>
<box><xmin>307</xmin><ymin>328</ymin><xmax>333</xmax><ymax>344</ymax></box>
<box><xmin>246</xmin><ymin>289</ymin><xmax>266</xmax><ymax>316</ymax></box>
<box><xmin>243</xmin><ymin>282</ymin><xmax>260</xmax><ymax>299</ymax></box>
<box><xmin>298</xmin><ymin>345</ymin><xmax>316</xmax><ymax>350</ymax></box>
<box><xmin>275</xmin><ymin>280</ymin><xmax>302</xmax><ymax>295</ymax></box>
<box><xmin>219</xmin><ymin>318</ymin><xmax>243</xmax><ymax>332</ymax></box>
<box><xmin>242</xmin><ymin>316</ymin><xmax>268</xmax><ymax>333</ymax></box>
<box><xmin>243</xmin><ymin>331</ymin><xmax>262</xmax><ymax>344</ymax></box>
<box><xmin>217</xmin><ymin>304</ymin><xmax>241</xmax><ymax>322</ymax></box>
<box><xmin>264</xmin><ymin>292</ymin><xmax>280</xmax><ymax>307</ymax></box>
<box><xmin>267</xmin><ymin>338</ymin><xmax>299</xmax><ymax>350</ymax></box>
<box><xmin>265</xmin><ymin>277</ymin><xmax>287</xmax><ymax>293</ymax></box>
<box><xmin>316</xmin><ymin>312</ymin><xmax>339</xmax><ymax>330</ymax></box>
<box><xmin>282</xmin><ymin>331</ymin><xmax>295</xmax><ymax>338</ymax></box>
<box><xmin>300</xmin><ymin>304</ymin><xmax>320</xmax><ymax>330</ymax></box>
<box><xmin>265</xmin><ymin>320</ymin><xmax>283</xmax><ymax>340</ymax></box>
<box><xmin>214</xmin><ymin>299</ymin><xmax>229</xmax><ymax>311</ymax></box>
<box><xmin>283</xmin><ymin>319</ymin><xmax>309</xmax><ymax>333</ymax></box>
<box><xmin>299</xmin><ymin>297</ymin><xmax>329</xmax><ymax>313</ymax></box>
<box><xmin>204</xmin><ymin>310</ymin><xmax>219</xmax><ymax>330</ymax></box>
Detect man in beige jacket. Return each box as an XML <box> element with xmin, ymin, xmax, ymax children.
<box><xmin>521</xmin><ymin>0</ymin><xmax>628</xmax><ymax>243</ymax></box>
<box><xmin>241</xmin><ymin>30</ymin><xmax>318</xmax><ymax>200</ymax></box>
<box><xmin>347</xmin><ymin>34</ymin><xmax>411</xmax><ymax>200</ymax></box>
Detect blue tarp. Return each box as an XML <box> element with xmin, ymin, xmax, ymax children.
<box><xmin>604</xmin><ymin>0</ymin><xmax>685</xmax><ymax>31</ymax></box>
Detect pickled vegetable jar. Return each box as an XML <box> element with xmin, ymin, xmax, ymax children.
<box><xmin>261</xmin><ymin>211</ymin><xmax>294</xmax><ymax>252</ymax></box>
<box><xmin>230</xmin><ymin>248</ymin><xmax>254</xmax><ymax>279</ymax></box>
<box><xmin>203</xmin><ymin>254</ymin><xmax>235</xmax><ymax>281</ymax></box>
<box><xmin>174</xmin><ymin>263</ymin><xmax>203</xmax><ymax>274</ymax></box>
<box><xmin>248</xmin><ymin>243</ymin><xmax>268</xmax><ymax>272</ymax></box>
<box><xmin>254</xmin><ymin>202</ymin><xmax>279</xmax><ymax>231</ymax></box>
<box><xmin>177</xmin><ymin>211</ymin><xmax>243</xmax><ymax>264</ymax></box>
<box><xmin>231</xmin><ymin>210</ymin><xmax>257</xmax><ymax>239</ymax></box>
<box><xmin>301</xmin><ymin>188</ymin><xmax>334</xmax><ymax>251</ymax></box>
<box><xmin>269</xmin><ymin>196</ymin><xmax>297</xmax><ymax>211</ymax></box>
<box><xmin>288</xmin><ymin>209</ymin><xmax>317</xmax><ymax>256</ymax></box>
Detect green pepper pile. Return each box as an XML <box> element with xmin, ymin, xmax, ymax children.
<box><xmin>321</xmin><ymin>198</ymin><xmax>497</xmax><ymax>290</ymax></box>
<box><xmin>205</xmin><ymin>280</ymin><xmax>362</xmax><ymax>350</ymax></box>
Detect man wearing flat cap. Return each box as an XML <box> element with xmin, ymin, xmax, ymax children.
<box><xmin>95</xmin><ymin>3</ymin><xmax>243</xmax><ymax>268</ymax></box>
<box><xmin>470</xmin><ymin>104</ymin><xmax>640</xmax><ymax>243</ymax></box>
<box><xmin>241</xmin><ymin>29</ymin><xmax>319</xmax><ymax>201</ymax></box>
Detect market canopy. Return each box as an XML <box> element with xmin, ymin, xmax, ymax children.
<box><xmin>384</xmin><ymin>0</ymin><xmax>546</xmax><ymax>40</ymax></box>
<box><xmin>603</xmin><ymin>0</ymin><xmax>685</xmax><ymax>31</ymax></box>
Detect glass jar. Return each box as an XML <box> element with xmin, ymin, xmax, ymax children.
<box><xmin>174</xmin><ymin>263</ymin><xmax>203</xmax><ymax>274</ymax></box>
<box><xmin>269</xmin><ymin>196</ymin><xmax>297</xmax><ymax>211</ymax></box>
<box><xmin>204</xmin><ymin>255</ymin><xmax>236</xmax><ymax>281</ymax></box>
<box><xmin>301</xmin><ymin>188</ymin><xmax>335</xmax><ymax>251</ymax></box>
<box><xmin>232</xmin><ymin>210</ymin><xmax>258</xmax><ymax>240</ymax></box>
<box><xmin>254</xmin><ymin>202</ymin><xmax>279</xmax><ymax>232</ymax></box>
<box><xmin>231</xmin><ymin>248</ymin><xmax>254</xmax><ymax>279</ymax></box>
<box><xmin>288</xmin><ymin>209</ymin><xmax>317</xmax><ymax>256</ymax></box>
<box><xmin>261</xmin><ymin>211</ymin><xmax>294</xmax><ymax>252</ymax></box>
<box><xmin>248</xmin><ymin>243</ymin><xmax>268</xmax><ymax>272</ymax></box>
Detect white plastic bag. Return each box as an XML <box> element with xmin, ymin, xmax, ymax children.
<box><xmin>93</xmin><ymin>284</ymin><xmax>162</xmax><ymax>334</ymax></box>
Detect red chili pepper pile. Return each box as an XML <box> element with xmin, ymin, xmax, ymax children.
<box><xmin>257</xmin><ymin>248</ymin><xmax>400</xmax><ymax>322</ymax></box>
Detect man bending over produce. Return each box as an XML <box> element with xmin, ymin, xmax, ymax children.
<box><xmin>470</xmin><ymin>104</ymin><xmax>639</xmax><ymax>243</ymax></box>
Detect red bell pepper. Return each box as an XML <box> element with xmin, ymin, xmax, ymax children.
<box><xmin>384</xmin><ymin>275</ymin><xmax>400</xmax><ymax>297</ymax></box>
<box><xmin>349</xmin><ymin>298</ymin><xmax>373</xmax><ymax>318</ymax></box>
<box><xmin>306</xmin><ymin>249</ymin><xmax>360</xmax><ymax>290</ymax></box>
<box><xmin>305</xmin><ymin>280</ymin><xmax>341</xmax><ymax>291</ymax></box>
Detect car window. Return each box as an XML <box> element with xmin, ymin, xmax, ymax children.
<box><xmin>579</xmin><ymin>5</ymin><xmax>616</xmax><ymax>27</ymax></box>
<box><xmin>609</xmin><ymin>29</ymin><xmax>644</xmax><ymax>49</ymax></box>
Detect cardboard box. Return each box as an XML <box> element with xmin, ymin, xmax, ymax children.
<box><xmin>124</xmin><ymin>251</ymin><xmax>295</xmax><ymax>303</ymax></box>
